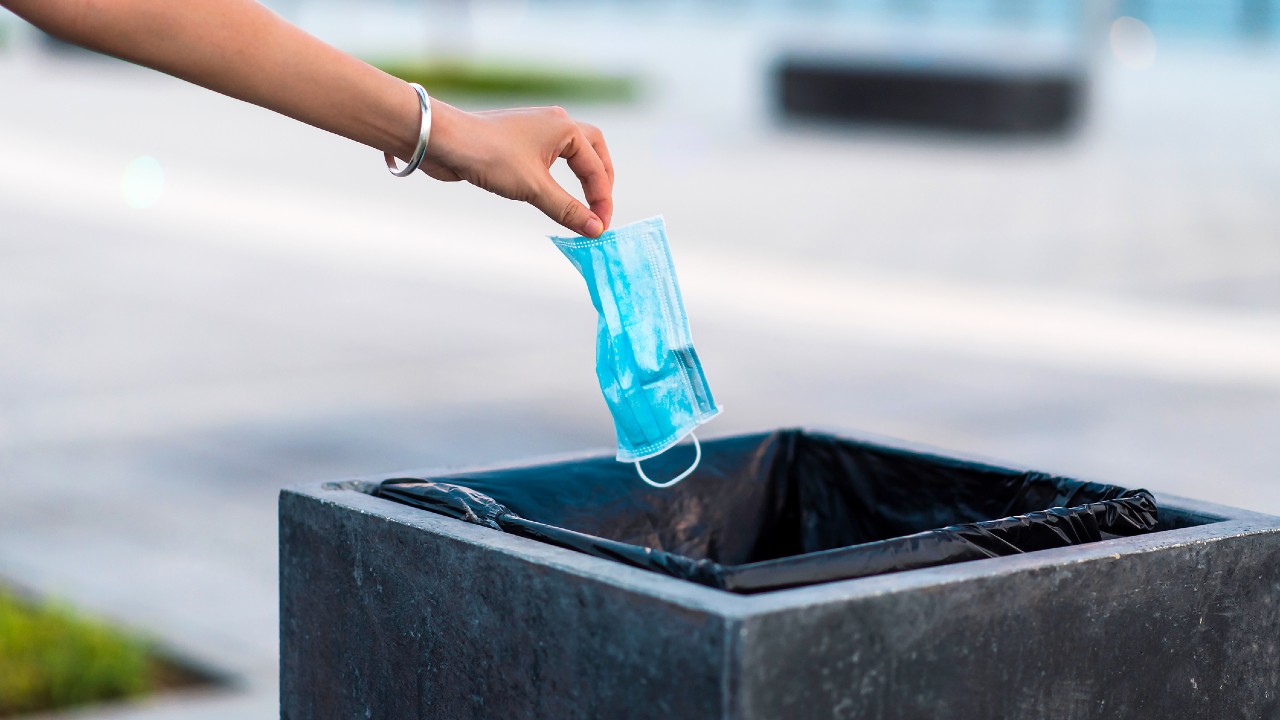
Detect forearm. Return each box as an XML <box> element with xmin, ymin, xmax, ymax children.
<box><xmin>2</xmin><ymin>0</ymin><xmax>613</xmax><ymax>236</ymax></box>
<box><xmin>4</xmin><ymin>0</ymin><xmax>424</xmax><ymax>159</ymax></box>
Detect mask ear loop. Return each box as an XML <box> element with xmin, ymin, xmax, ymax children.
<box><xmin>635</xmin><ymin>433</ymin><xmax>701</xmax><ymax>488</ymax></box>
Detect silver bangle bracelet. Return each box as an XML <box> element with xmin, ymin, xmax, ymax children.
<box><xmin>384</xmin><ymin>82</ymin><xmax>432</xmax><ymax>177</ymax></box>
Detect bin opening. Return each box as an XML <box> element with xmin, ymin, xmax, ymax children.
<box><xmin>376</xmin><ymin>429</ymin><xmax>1160</xmax><ymax>593</ymax></box>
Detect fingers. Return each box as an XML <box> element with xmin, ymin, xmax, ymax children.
<box><xmin>439</xmin><ymin>105</ymin><xmax>615</xmax><ymax>237</ymax></box>
<box><xmin>578</xmin><ymin>123</ymin><xmax>614</xmax><ymax>230</ymax></box>
<box><xmin>559</xmin><ymin>129</ymin><xmax>613</xmax><ymax>234</ymax></box>
<box><xmin>532</xmin><ymin>178</ymin><xmax>604</xmax><ymax>238</ymax></box>
<box><xmin>578</xmin><ymin>122</ymin><xmax>614</xmax><ymax>186</ymax></box>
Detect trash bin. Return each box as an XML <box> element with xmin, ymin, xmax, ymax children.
<box><xmin>279</xmin><ymin>428</ymin><xmax>1280</xmax><ymax>720</ymax></box>
<box><xmin>375</xmin><ymin>429</ymin><xmax>1158</xmax><ymax>593</ymax></box>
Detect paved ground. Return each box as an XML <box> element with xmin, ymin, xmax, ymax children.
<box><xmin>1</xmin><ymin>33</ymin><xmax>1278</xmax><ymax>718</ymax></box>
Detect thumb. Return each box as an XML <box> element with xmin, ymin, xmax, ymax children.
<box><xmin>532</xmin><ymin>178</ymin><xmax>604</xmax><ymax>238</ymax></box>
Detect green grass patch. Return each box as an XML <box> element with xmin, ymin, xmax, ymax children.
<box><xmin>374</xmin><ymin>59</ymin><xmax>639</xmax><ymax>103</ymax></box>
<box><xmin>0</xmin><ymin>591</ymin><xmax>154</xmax><ymax>717</ymax></box>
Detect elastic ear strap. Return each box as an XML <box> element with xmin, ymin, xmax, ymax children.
<box><xmin>635</xmin><ymin>434</ymin><xmax>701</xmax><ymax>488</ymax></box>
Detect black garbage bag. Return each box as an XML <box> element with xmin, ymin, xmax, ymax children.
<box><xmin>376</xmin><ymin>429</ymin><xmax>1158</xmax><ymax>593</ymax></box>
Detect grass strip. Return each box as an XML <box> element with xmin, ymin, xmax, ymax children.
<box><xmin>0</xmin><ymin>591</ymin><xmax>152</xmax><ymax>717</ymax></box>
<box><xmin>374</xmin><ymin>59</ymin><xmax>639</xmax><ymax>102</ymax></box>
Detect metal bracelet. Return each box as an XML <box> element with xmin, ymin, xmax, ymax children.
<box><xmin>384</xmin><ymin>82</ymin><xmax>431</xmax><ymax>177</ymax></box>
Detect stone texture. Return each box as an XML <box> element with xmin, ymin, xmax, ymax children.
<box><xmin>738</xmin><ymin>504</ymin><xmax>1280</xmax><ymax>719</ymax></box>
<box><xmin>280</xmin><ymin>450</ymin><xmax>1280</xmax><ymax>720</ymax></box>
<box><xmin>279</xmin><ymin>486</ymin><xmax>734</xmax><ymax>720</ymax></box>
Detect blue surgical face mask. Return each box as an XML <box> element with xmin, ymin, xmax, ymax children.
<box><xmin>551</xmin><ymin>216</ymin><xmax>721</xmax><ymax>487</ymax></box>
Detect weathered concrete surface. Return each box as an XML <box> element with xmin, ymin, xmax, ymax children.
<box><xmin>738</xmin><ymin>504</ymin><xmax>1280</xmax><ymax>719</ymax></box>
<box><xmin>281</xmin><ymin>455</ymin><xmax>1280</xmax><ymax>720</ymax></box>
<box><xmin>280</xmin><ymin>485</ymin><xmax>738</xmax><ymax>720</ymax></box>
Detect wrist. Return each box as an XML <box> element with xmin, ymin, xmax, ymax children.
<box><xmin>379</xmin><ymin>78</ymin><xmax>427</xmax><ymax>162</ymax></box>
<box><xmin>422</xmin><ymin>100</ymin><xmax>466</xmax><ymax>165</ymax></box>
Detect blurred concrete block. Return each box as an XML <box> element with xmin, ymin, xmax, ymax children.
<box><xmin>280</xmin><ymin>439</ymin><xmax>1280</xmax><ymax>719</ymax></box>
<box><xmin>775</xmin><ymin>54</ymin><xmax>1085</xmax><ymax>134</ymax></box>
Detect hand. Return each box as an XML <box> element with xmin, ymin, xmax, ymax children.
<box><xmin>421</xmin><ymin>102</ymin><xmax>614</xmax><ymax>238</ymax></box>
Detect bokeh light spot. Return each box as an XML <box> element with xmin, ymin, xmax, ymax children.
<box><xmin>121</xmin><ymin>155</ymin><xmax>165</xmax><ymax>209</ymax></box>
<box><xmin>1110</xmin><ymin>17</ymin><xmax>1157</xmax><ymax>70</ymax></box>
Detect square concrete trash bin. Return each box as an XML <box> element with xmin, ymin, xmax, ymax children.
<box><xmin>279</xmin><ymin>429</ymin><xmax>1280</xmax><ymax>719</ymax></box>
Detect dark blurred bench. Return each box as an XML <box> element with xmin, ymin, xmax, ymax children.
<box><xmin>776</xmin><ymin>53</ymin><xmax>1085</xmax><ymax>134</ymax></box>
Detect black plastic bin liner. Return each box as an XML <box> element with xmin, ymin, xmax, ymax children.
<box><xmin>376</xmin><ymin>429</ymin><xmax>1158</xmax><ymax>593</ymax></box>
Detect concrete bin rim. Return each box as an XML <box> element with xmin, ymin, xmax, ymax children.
<box><xmin>284</xmin><ymin>426</ymin><xmax>1280</xmax><ymax>618</ymax></box>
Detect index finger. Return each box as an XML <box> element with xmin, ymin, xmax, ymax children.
<box><xmin>579</xmin><ymin>122</ymin><xmax>614</xmax><ymax>186</ymax></box>
<box><xmin>560</xmin><ymin>131</ymin><xmax>613</xmax><ymax>232</ymax></box>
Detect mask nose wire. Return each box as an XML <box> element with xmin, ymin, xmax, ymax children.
<box><xmin>635</xmin><ymin>433</ymin><xmax>701</xmax><ymax>488</ymax></box>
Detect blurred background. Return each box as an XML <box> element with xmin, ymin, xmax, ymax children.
<box><xmin>1</xmin><ymin>0</ymin><xmax>1278</xmax><ymax>716</ymax></box>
